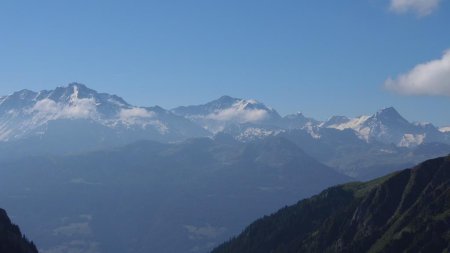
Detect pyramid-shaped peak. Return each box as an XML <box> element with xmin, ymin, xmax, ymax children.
<box><xmin>217</xmin><ymin>95</ymin><xmax>238</xmax><ymax>101</ymax></box>
<box><xmin>212</xmin><ymin>95</ymin><xmax>242</xmax><ymax>105</ymax></box>
<box><xmin>376</xmin><ymin>106</ymin><xmax>403</xmax><ymax>116</ymax></box>
<box><xmin>376</xmin><ymin>107</ymin><xmax>403</xmax><ymax>118</ymax></box>
<box><xmin>372</xmin><ymin>106</ymin><xmax>410</xmax><ymax>125</ymax></box>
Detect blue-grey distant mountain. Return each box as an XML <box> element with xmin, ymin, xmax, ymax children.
<box><xmin>0</xmin><ymin>136</ymin><xmax>350</xmax><ymax>253</ymax></box>
<box><xmin>279</xmin><ymin>126</ymin><xmax>450</xmax><ymax>180</ymax></box>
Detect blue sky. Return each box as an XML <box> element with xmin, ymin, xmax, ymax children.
<box><xmin>0</xmin><ymin>0</ymin><xmax>449</xmax><ymax>125</ymax></box>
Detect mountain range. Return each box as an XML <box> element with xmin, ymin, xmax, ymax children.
<box><xmin>0</xmin><ymin>83</ymin><xmax>449</xmax><ymax>180</ymax></box>
<box><xmin>0</xmin><ymin>83</ymin><xmax>448</xmax><ymax>150</ymax></box>
<box><xmin>0</xmin><ymin>83</ymin><xmax>449</xmax><ymax>252</ymax></box>
<box><xmin>212</xmin><ymin>155</ymin><xmax>450</xmax><ymax>253</ymax></box>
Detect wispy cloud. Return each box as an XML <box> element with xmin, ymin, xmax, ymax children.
<box><xmin>207</xmin><ymin>107</ymin><xmax>268</xmax><ymax>123</ymax></box>
<box><xmin>205</xmin><ymin>100</ymin><xmax>269</xmax><ymax>123</ymax></box>
<box><xmin>384</xmin><ymin>50</ymin><xmax>450</xmax><ymax>96</ymax></box>
<box><xmin>389</xmin><ymin>0</ymin><xmax>441</xmax><ymax>16</ymax></box>
<box><xmin>30</xmin><ymin>97</ymin><xmax>98</xmax><ymax>119</ymax></box>
<box><xmin>119</xmin><ymin>108</ymin><xmax>155</xmax><ymax>122</ymax></box>
<box><xmin>118</xmin><ymin>108</ymin><xmax>168</xmax><ymax>133</ymax></box>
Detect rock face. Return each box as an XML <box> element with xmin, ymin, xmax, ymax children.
<box><xmin>0</xmin><ymin>208</ymin><xmax>38</xmax><ymax>253</ymax></box>
<box><xmin>212</xmin><ymin>155</ymin><xmax>450</xmax><ymax>253</ymax></box>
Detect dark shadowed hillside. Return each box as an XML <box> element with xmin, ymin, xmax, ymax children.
<box><xmin>0</xmin><ymin>208</ymin><xmax>38</xmax><ymax>253</ymax></box>
<box><xmin>212</xmin><ymin>155</ymin><xmax>450</xmax><ymax>253</ymax></box>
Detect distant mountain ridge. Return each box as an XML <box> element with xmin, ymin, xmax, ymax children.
<box><xmin>0</xmin><ymin>83</ymin><xmax>208</xmax><ymax>148</ymax></box>
<box><xmin>171</xmin><ymin>95</ymin><xmax>283</xmax><ymax>133</ymax></box>
<box><xmin>321</xmin><ymin>107</ymin><xmax>445</xmax><ymax>147</ymax></box>
<box><xmin>0</xmin><ymin>83</ymin><xmax>449</xmax><ymax>180</ymax></box>
<box><xmin>0</xmin><ymin>135</ymin><xmax>349</xmax><ymax>253</ymax></box>
<box><xmin>0</xmin><ymin>83</ymin><xmax>448</xmax><ymax>148</ymax></box>
<box><xmin>212</xmin><ymin>155</ymin><xmax>450</xmax><ymax>253</ymax></box>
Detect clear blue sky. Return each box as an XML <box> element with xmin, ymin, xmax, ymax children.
<box><xmin>1</xmin><ymin>1</ymin><xmax>449</xmax><ymax>125</ymax></box>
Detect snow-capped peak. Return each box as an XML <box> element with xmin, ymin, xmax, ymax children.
<box><xmin>171</xmin><ymin>96</ymin><xmax>282</xmax><ymax>133</ymax></box>
<box><xmin>0</xmin><ymin>83</ymin><xmax>207</xmax><ymax>142</ymax></box>
<box><xmin>321</xmin><ymin>107</ymin><xmax>445</xmax><ymax>146</ymax></box>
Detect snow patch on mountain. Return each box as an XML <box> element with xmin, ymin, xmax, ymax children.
<box><xmin>236</xmin><ymin>127</ymin><xmax>278</xmax><ymax>141</ymax></box>
<box><xmin>324</xmin><ymin>115</ymin><xmax>372</xmax><ymax>140</ymax></box>
<box><xmin>303</xmin><ymin>123</ymin><xmax>321</xmax><ymax>139</ymax></box>
<box><xmin>440</xmin><ymin>126</ymin><xmax>450</xmax><ymax>133</ymax></box>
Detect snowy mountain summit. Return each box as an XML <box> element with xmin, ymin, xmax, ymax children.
<box><xmin>0</xmin><ymin>83</ymin><xmax>207</xmax><ymax>142</ymax></box>
<box><xmin>322</xmin><ymin>107</ymin><xmax>445</xmax><ymax>147</ymax></box>
<box><xmin>172</xmin><ymin>95</ymin><xmax>282</xmax><ymax>133</ymax></box>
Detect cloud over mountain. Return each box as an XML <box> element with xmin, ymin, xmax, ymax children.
<box><xmin>384</xmin><ymin>49</ymin><xmax>450</xmax><ymax>96</ymax></box>
<box><xmin>204</xmin><ymin>100</ymin><xmax>269</xmax><ymax>123</ymax></box>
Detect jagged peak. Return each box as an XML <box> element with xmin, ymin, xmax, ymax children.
<box><xmin>67</xmin><ymin>82</ymin><xmax>88</xmax><ymax>89</ymax></box>
<box><xmin>54</xmin><ymin>83</ymin><xmax>96</xmax><ymax>97</ymax></box>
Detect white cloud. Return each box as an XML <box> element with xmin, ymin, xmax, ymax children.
<box><xmin>205</xmin><ymin>100</ymin><xmax>268</xmax><ymax>123</ymax></box>
<box><xmin>390</xmin><ymin>0</ymin><xmax>441</xmax><ymax>16</ymax></box>
<box><xmin>398</xmin><ymin>133</ymin><xmax>426</xmax><ymax>147</ymax></box>
<box><xmin>384</xmin><ymin>50</ymin><xmax>450</xmax><ymax>96</ymax></box>
<box><xmin>63</xmin><ymin>97</ymin><xmax>97</xmax><ymax>118</ymax></box>
<box><xmin>32</xmin><ymin>99</ymin><xmax>60</xmax><ymax>116</ymax></box>
<box><xmin>117</xmin><ymin>108</ymin><xmax>168</xmax><ymax>134</ymax></box>
<box><xmin>118</xmin><ymin>108</ymin><xmax>155</xmax><ymax>124</ymax></box>
<box><xmin>30</xmin><ymin>97</ymin><xmax>98</xmax><ymax>120</ymax></box>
